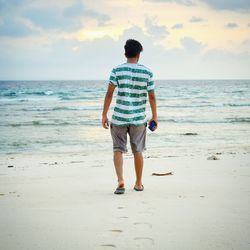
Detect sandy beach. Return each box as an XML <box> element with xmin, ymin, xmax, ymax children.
<box><xmin>1</xmin><ymin>149</ymin><xmax>250</xmax><ymax>250</ymax></box>
<box><xmin>1</xmin><ymin>0</ymin><xmax>250</xmax><ymax>248</ymax></box>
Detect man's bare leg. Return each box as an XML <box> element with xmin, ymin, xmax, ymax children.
<box><xmin>133</xmin><ymin>152</ymin><xmax>144</xmax><ymax>189</ymax></box>
<box><xmin>113</xmin><ymin>151</ymin><xmax>124</xmax><ymax>187</ymax></box>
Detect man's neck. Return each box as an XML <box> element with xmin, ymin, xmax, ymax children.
<box><xmin>127</xmin><ymin>58</ymin><xmax>138</xmax><ymax>64</ymax></box>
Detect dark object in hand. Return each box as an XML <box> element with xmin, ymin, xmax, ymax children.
<box><xmin>148</xmin><ymin>120</ymin><xmax>157</xmax><ymax>131</ymax></box>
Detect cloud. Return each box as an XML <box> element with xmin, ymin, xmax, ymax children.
<box><xmin>24</xmin><ymin>8</ymin><xmax>78</xmax><ymax>30</ymax></box>
<box><xmin>181</xmin><ymin>36</ymin><xmax>206</xmax><ymax>53</ymax></box>
<box><xmin>171</xmin><ymin>23</ymin><xmax>184</xmax><ymax>29</ymax></box>
<box><xmin>0</xmin><ymin>18</ymin><xmax>37</xmax><ymax>37</ymax></box>
<box><xmin>225</xmin><ymin>23</ymin><xmax>239</xmax><ymax>29</ymax></box>
<box><xmin>24</xmin><ymin>1</ymin><xmax>110</xmax><ymax>31</ymax></box>
<box><xmin>144</xmin><ymin>17</ymin><xmax>169</xmax><ymax>39</ymax></box>
<box><xmin>189</xmin><ymin>16</ymin><xmax>205</xmax><ymax>23</ymax></box>
<box><xmin>1</xmin><ymin>25</ymin><xmax>250</xmax><ymax>80</ymax></box>
<box><xmin>0</xmin><ymin>0</ymin><xmax>28</xmax><ymax>12</ymax></box>
<box><xmin>241</xmin><ymin>39</ymin><xmax>250</xmax><ymax>51</ymax></box>
<box><xmin>0</xmin><ymin>0</ymin><xmax>110</xmax><ymax>34</ymax></box>
<box><xmin>63</xmin><ymin>0</ymin><xmax>110</xmax><ymax>26</ymax></box>
<box><xmin>200</xmin><ymin>0</ymin><xmax>250</xmax><ymax>11</ymax></box>
<box><xmin>248</xmin><ymin>23</ymin><xmax>250</xmax><ymax>28</ymax></box>
<box><xmin>0</xmin><ymin>0</ymin><xmax>37</xmax><ymax>37</ymax></box>
<box><xmin>144</xmin><ymin>0</ymin><xmax>195</xmax><ymax>6</ymax></box>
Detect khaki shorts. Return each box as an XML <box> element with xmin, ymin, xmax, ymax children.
<box><xmin>110</xmin><ymin>124</ymin><xmax>146</xmax><ymax>153</ymax></box>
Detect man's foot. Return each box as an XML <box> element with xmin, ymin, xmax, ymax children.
<box><xmin>114</xmin><ymin>183</ymin><xmax>125</xmax><ymax>195</ymax></box>
<box><xmin>134</xmin><ymin>184</ymin><xmax>144</xmax><ymax>191</ymax></box>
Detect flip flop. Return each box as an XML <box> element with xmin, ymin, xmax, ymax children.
<box><xmin>134</xmin><ymin>185</ymin><xmax>144</xmax><ymax>192</ymax></box>
<box><xmin>114</xmin><ymin>186</ymin><xmax>125</xmax><ymax>195</ymax></box>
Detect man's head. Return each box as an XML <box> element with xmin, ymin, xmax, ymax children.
<box><xmin>124</xmin><ymin>39</ymin><xmax>143</xmax><ymax>60</ymax></box>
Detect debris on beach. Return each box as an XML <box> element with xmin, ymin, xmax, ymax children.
<box><xmin>49</xmin><ymin>162</ymin><xmax>58</xmax><ymax>165</ymax></box>
<box><xmin>109</xmin><ymin>229</ymin><xmax>123</xmax><ymax>233</ymax></box>
<box><xmin>100</xmin><ymin>244</ymin><xmax>116</xmax><ymax>248</ymax></box>
<box><xmin>181</xmin><ymin>132</ymin><xmax>198</xmax><ymax>136</ymax></box>
<box><xmin>152</xmin><ymin>172</ymin><xmax>173</xmax><ymax>176</ymax></box>
<box><xmin>207</xmin><ymin>155</ymin><xmax>219</xmax><ymax>160</ymax></box>
<box><xmin>70</xmin><ymin>160</ymin><xmax>85</xmax><ymax>164</ymax></box>
<box><xmin>8</xmin><ymin>165</ymin><xmax>14</xmax><ymax>168</ymax></box>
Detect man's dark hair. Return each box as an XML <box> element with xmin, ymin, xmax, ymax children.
<box><xmin>124</xmin><ymin>39</ymin><xmax>143</xmax><ymax>58</ymax></box>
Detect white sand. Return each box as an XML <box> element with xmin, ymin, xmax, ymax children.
<box><xmin>0</xmin><ymin>150</ymin><xmax>250</xmax><ymax>250</ymax></box>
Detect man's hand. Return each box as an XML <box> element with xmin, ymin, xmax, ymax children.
<box><xmin>149</xmin><ymin>118</ymin><xmax>158</xmax><ymax>131</ymax></box>
<box><xmin>102</xmin><ymin>115</ymin><xmax>109</xmax><ymax>129</ymax></box>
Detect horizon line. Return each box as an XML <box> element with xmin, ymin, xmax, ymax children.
<box><xmin>0</xmin><ymin>79</ymin><xmax>250</xmax><ymax>81</ymax></box>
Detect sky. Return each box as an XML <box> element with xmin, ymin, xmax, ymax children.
<box><xmin>0</xmin><ymin>0</ymin><xmax>250</xmax><ymax>80</ymax></box>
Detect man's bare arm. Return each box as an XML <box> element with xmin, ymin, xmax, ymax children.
<box><xmin>102</xmin><ymin>84</ymin><xmax>116</xmax><ymax>129</ymax></box>
<box><xmin>148</xmin><ymin>91</ymin><xmax>158</xmax><ymax>130</ymax></box>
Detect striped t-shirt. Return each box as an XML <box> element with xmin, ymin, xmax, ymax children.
<box><xmin>109</xmin><ymin>62</ymin><xmax>155</xmax><ymax>126</ymax></box>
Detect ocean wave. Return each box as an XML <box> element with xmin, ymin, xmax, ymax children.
<box><xmin>60</xmin><ymin>96</ymin><xmax>87</xmax><ymax>101</ymax></box>
<box><xmin>158</xmin><ymin>102</ymin><xmax>250</xmax><ymax>108</ymax></box>
<box><xmin>9</xmin><ymin>121</ymin><xmax>72</xmax><ymax>127</ymax></box>
<box><xmin>59</xmin><ymin>96</ymin><xmax>102</xmax><ymax>101</ymax></box>
<box><xmin>2</xmin><ymin>90</ymin><xmax>55</xmax><ymax>96</ymax></box>
<box><xmin>21</xmin><ymin>106</ymin><xmax>102</xmax><ymax>111</ymax></box>
<box><xmin>0</xmin><ymin>88</ymin><xmax>102</xmax><ymax>98</ymax></box>
<box><xmin>224</xmin><ymin>117</ymin><xmax>250</xmax><ymax>123</ymax></box>
<box><xmin>224</xmin><ymin>103</ymin><xmax>250</xmax><ymax>107</ymax></box>
<box><xmin>0</xmin><ymin>90</ymin><xmax>82</xmax><ymax>98</ymax></box>
<box><xmin>158</xmin><ymin>117</ymin><xmax>250</xmax><ymax>123</ymax></box>
<box><xmin>3</xmin><ymin>91</ymin><xmax>17</xmax><ymax>97</ymax></box>
<box><xmin>1</xmin><ymin>119</ymin><xmax>101</xmax><ymax>127</ymax></box>
<box><xmin>158</xmin><ymin>104</ymin><xmax>222</xmax><ymax>108</ymax></box>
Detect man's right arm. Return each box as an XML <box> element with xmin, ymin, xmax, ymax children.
<box><xmin>148</xmin><ymin>91</ymin><xmax>158</xmax><ymax>130</ymax></box>
<box><xmin>102</xmin><ymin>84</ymin><xmax>116</xmax><ymax>129</ymax></box>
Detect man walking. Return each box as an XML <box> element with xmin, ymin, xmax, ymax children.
<box><xmin>102</xmin><ymin>39</ymin><xmax>157</xmax><ymax>194</ymax></box>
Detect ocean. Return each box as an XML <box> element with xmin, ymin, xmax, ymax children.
<box><xmin>0</xmin><ymin>80</ymin><xmax>249</xmax><ymax>156</ymax></box>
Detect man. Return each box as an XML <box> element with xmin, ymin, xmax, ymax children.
<box><xmin>102</xmin><ymin>39</ymin><xmax>157</xmax><ymax>195</ymax></box>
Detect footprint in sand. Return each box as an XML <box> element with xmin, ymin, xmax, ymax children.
<box><xmin>118</xmin><ymin>216</ymin><xmax>128</xmax><ymax>219</ymax></box>
<box><xmin>92</xmin><ymin>165</ymin><xmax>104</xmax><ymax>168</ymax></box>
<box><xmin>134</xmin><ymin>237</ymin><xmax>155</xmax><ymax>245</ymax></box>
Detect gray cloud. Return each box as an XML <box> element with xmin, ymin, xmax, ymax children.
<box><xmin>144</xmin><ymin>17</ymin><xmax>169</xmax><ymax>39</ymax></box>
<box><xmin>0</xmin><ymin>0</ymin><xmax>110</xmax><ymax>36</ymax></box>
<box><xmin>200</xmin><ymin>0</ymin><xmax>250</xmax><ymax>11</ymax></box>
<box><xmin>181</xmin><ymin>36</ymin><xmax>206</xmax><ymax>53</ymax></box>
<box><xmin>143</xmin><ymin>0</ymin><xmax>195</xmax><ymax>6</ymax></box>
<box><xmin>24</xmin><ymin>8</ymin><xmax>78</xmax><ymax>30</ymax></box>
<box><xmin>0</xmin><ymin>17</ymin><xmax>37</xmax><ymax>37</ymax></box>
<box><xmin>24</xmin><ymin>0</ymin><xmax>110</xmax><ymax>31</ymax></box>
<box><xmin>171</xmin><ymin>23</ymin><xmax>184</xmax><ymax>29</ymax></box>
<box><xmin>1</xmin><ymin>25</ymin><xmax>249</xmax><ymax>80</ymax></box>
<box><xmin>225</xmin><ymin>23</ymin><xmax>239</xmax><ymax>29</ymax></box>
<box><xmin>189</xmin><ymin>16</ymin><xmax>205</xmax><ymax>23</ymax></box>
<box><xmin>0</xmin><ymin>0</ymin><xmax>37</xmax><ymax>37</ymax></box>
<box><xmin>63</xmin><ymin>0</ymin><xmax>110</xmax><ymax>26</ymax></box>
<box><xmin>248</xmin><ymin>23</ymin><xmax>250</xmax><ymax>27</ymax></box>
<box><xmin>0</xmin><ymin>0</ymin><xmax>28</xmax><ymax>12</ymax></box>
